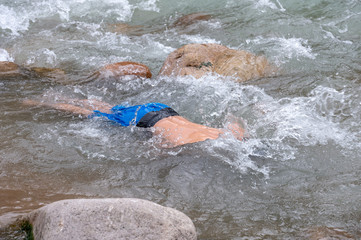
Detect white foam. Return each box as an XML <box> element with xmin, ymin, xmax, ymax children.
<box><xmin>179</xmin><ymin>34</ymin><xmax>221</xmax><ymax>45</ymax></box>
<box><xmin>138</xmin><ymin>0</ymin><xmax>160</xmax><ymax>12</ymax></box>
<box><xmin>205</xmin><ymin>20</ymin><xmax>222</xmax><ymax>29</ymax></box>
<box><xmin>206</xmin><ymin>137</ymin><xmax>270</xmax><ymax>178</ymax></box>
<box><xmin>58</xmin><ymin>0</ymin><xmax>134</xmax><ymax>22</ymax></box>
<box><xmin>255</xmin><ymin>0</ymin><xmax>278</xmax><ymax>10</ymax></box>
<box><xmin>277</xmin><ymin>37</ymin><xmax>316</xmax><ymax>60</ymax></box>
<box><xmin>0</xmin><ymin>49</ymin><xmax>13</xmax><ymax>62</ymax></box>
<box><xmin>0</xmin><ymin>5</ymin><xmax>29</xmax><ymax>34</ymax></box>
<box><xmin>258</xmin><ymin>86</ymin><xmax>356</xmax><ymax>148</ymax></box>
<box><xmin>254</xmin><ymin>0</ymin><xmax>285</xmax><ymax>12</ymax></box>
<box><xmin>0</xmin><ymin>0</ymin><xmax>136</xmax><ymax>36</ymax></box>
<box><xmin>26</xmin><ymin>48</ymin><xmax>57</xmax><ymax>67</ymax></box>
<box><xmin>68</xmin><ymin>123</ymin><xmax>109</xmax><ymax>143</ymax></box>
<box><xmin>246</xmin><ymin>36</ymin><xmax>316</xmax><ymax>63</ymax></box>
<box><xmin>42</xmin><ymin>0</ymin><xmax>70</xmax><ymax>21</ymax></box>
<box><xmin>174</xmin><ymin>76</ymin><xmax>358</xmax><ymax>166</ymax></box>
<box><xmin>101</xmin><ymin>0</ymin><xmax>135</xmax><ymax>21</ymax></box>
<box><xmin>142</xmin><ymin>35</ymin><xmax>176</xmax><ymax>55</ymax></box>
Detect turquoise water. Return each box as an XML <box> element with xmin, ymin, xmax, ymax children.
<box><xmin>1</xmin><ymin>0</ymin><xmax>361</xmax><ymax>239</ymax></box>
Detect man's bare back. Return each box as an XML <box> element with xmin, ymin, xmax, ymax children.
<box><xmin>24</xmin><ymin>99</ymin><xmax>246</xmax><ymax>147</ymax></box>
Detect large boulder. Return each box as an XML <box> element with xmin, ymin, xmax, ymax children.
<box><xmin>27</xmin><ymin>198</ymin><xmax>197</xmax><ymax>240</ymax></box>
<box><xmin>159</xmin><ymin>43</ymin><xmax>274</xmax><ymax>82</ymax></box>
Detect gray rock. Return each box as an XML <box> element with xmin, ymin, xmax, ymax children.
<box><xmin>27</xmin><ymin>198</ymin><xmax>197</xmax><ymax>240</ymax></box>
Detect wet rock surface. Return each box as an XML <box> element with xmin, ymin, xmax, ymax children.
<box><xmin>31</xmin><ymin>67</ymin><xmax>67</xmax><ymax>83</ymax></box>
<box><xmin>159</xmin><ymin>43</ymin><xmax>275</xmax><ymax>82</ymax></box>
<box><xmin>106</xmin><ymin>13</ymin><xmax>212</xmax><ymax>36</ymax></box>
<box><xmin>0</xmin><ymin>61</ymin><xmax>68</xmax><ymax>82</ymax></box>
<box><xmin>27</xmin><ymin>198</ymin><xmax>197</xmax><ymax>240</ymax></box>
<box><xmin>88</xmin><ymin>61</ymin><xmax>152</xmax><ymax>81</ymax></box>
<box><xmin>0</xmin><ymin>61</ymin><xmax>25</xmax><ymax>78</ymax></box>
<box><xmin>106</xmin><ymin>23</ymin><xmax>145</xmax><ymax>36</ymax></box>
<box><xmin>307</xmin><ymin>226</ymin><xmax>355</xmax><ymax>240</ymax></box>
<box><xmin>172</xmin><ymin>13</ymin><xmax>212</xmax><ymax>27</ymax></box>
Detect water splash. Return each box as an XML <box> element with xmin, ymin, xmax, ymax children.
<box><xmin>26</xmin><ymin>48</ymin><xmax>58</xmax><ymax>67</ymax></box>
<box><xmin>0</xmin><ymin>4</ymin><xmax>29</xmax><ymax>35</ymax></box>
<box><xmin>255</xmin><ymin>86</ymin><xmax>358</xmax><ymax>149</ymax></box>
<box><xmin>0</xmin><ymin>49</ymin><xmax>13</xmax><ymax>61</ymax></box>
<box><xmin>138</xmin><ymin>0</ymin><xmax>160</xmax><ymax>12</ymax></box>
<box><xmin>255</xmin><ymin>0</ymin><xmax>286</xmax><ymax>12</ymax></box>
<box><xmin>245</xmin><ymin>36</ymin><xmax>316</xmax><ymax>64</ymax></box>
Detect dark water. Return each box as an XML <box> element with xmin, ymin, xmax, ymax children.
<box><xmin>1</xmin><ymin>0</ymin><xmax>361</xmax><ymax>239</ymax></box>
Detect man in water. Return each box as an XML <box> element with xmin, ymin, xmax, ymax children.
<box><xmin>24</xmin><ymin>99</ymin><xmax>246</xmax><ymax>147</ymax></box>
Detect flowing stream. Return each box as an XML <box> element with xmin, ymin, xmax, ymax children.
<box><xmin>1</xmin><ymin>0</ymin><xmax>361</xmax><ymax>239</ymax></box>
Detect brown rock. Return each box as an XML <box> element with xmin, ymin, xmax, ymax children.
<box><xmin>214</xmin><ymin>49</ymin><xmax>271</xmax><ymax>82</ymax></box>
<box><xmin>0</xmin><ymin>61</ymin><xmax>23</xmax><ymax>77</ymax></box>
<box><xmin>307</xmin><ymin>226</ymin><xmax>355</xmax><ymax>240</ymax></box>
<box><xmin>31</xmin><ymin>67</ymin><xmax>67</xmax><ymax>82</ymax></box>
<box><xmin>0</xmin><ymin>61</ymin><xmax>68</xmax><ymax>81</ymax></box>
<box><xmin>107</xmin><ymin>13</ymin><xmax>212</xmax><ymax>36</ymax></box>
<box><xmin>106</xmin><ymin>23</ymin><xmax>145</xmax><ymax>36</ymax></box>
<box><xmin>95</xmin><ymin>61</ymin><xmax>152</xmax><ymax>79</ymax></box>
<box><xmin>159</xmin><ymin>43</ymin><xmax>275</xmax><ymax>82</ymax></box>
<box><xmin>173</xmin><ymin>13</ymin><xmax>212</xmax><ymax>27</ymax></box>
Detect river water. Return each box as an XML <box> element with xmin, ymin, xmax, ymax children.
<box><xmin>1</xmin><ymin>0</ymin><xmax>361</xmax><ymax>239</ymax></box>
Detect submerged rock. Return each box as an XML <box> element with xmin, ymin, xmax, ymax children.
<box><xmin>0</xmin><ymin>61</ymin><xmax>24</xmax><ymax>77</ymax></box>
<box><xmin>106</xmin><ymin>23</ymin><xmax>145</xmax><ymax>36</ymax></box>
<box><xmin>27</xmin><ymin>198</ymin><xmax>197</xmax><ymax>240</ymax></box>
<box><xmin>0</xmin><ymin>61</ymin><xmax>68</xmax><ymax>82</ymax></box>
<box><xmin>159</xmin><ymin>43</ymin><xmax>275</xmax><ymax>82</ymax></box>
<box><xmin>307</xmin><ymin>226</ymin><xmax>355</xmax><ymax>239</ymax></box>
<box><xmin>31</xmin><ymin>67</ymin><xmax>67</xmax><ymax>83</ymax></box>
<box><xmin>87</xmin><ymin>61</ymin><xmax>152</xmax><ymax>82</ymax></box>
<box><xmin>173</xmin><ymin>13</ymin><xmax>212</xmax><ymax>27</ymax></box>
<box><xmin>107</xmin><ymin>13</ymin><xmax>212</xmax><ymax>36</ymax></box>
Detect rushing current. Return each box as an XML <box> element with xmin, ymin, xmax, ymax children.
<box><xmin>1</xmin><ymin>0</ymin><xmax>361</xmax><ymax>239</ymax></box>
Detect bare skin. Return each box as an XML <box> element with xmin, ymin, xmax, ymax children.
<box><xmin>23</xmin><ymin>99</ymin><xmax>246</xmax><ymax>147</ymax></box>
<box><xmin>154</xmin><ymin>116</ymin><xmax>246</xmax><ymax>147</ymax></box>
<box><xmin>23</xmin><ymin>99</ymin><xmax>112</xmax><ymax>115</ymax></box>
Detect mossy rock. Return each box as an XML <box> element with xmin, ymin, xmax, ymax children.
<box><xmin>0</xmin><ymin>219</ymin><xmax>34</xmax><ymax>240</ymax></box>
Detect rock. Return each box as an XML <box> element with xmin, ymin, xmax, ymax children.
<box><xmin>213</xmin><ymin>49</ymin><xmax>271</xmax><ymax>81</ymax></box>
<box><xmin>107</xmin><ymin>13</ymin><xmax>212</xmax><ymax>36</ymax></box>
<box><xmin>106</xmin><ymin>23</ymin><xmax>145</xmax><ymax>36</ymax></box>
<box><xmin>0</xmin><ymin>62</ymin><xmax>67</xmax><ymax>81</ymax></box>
<box><xmin>88</xmin><ymin>61</ymin><xmax>152</xmax><ymax>81</ymax></box>
<box><xmin>27</xmin><ymin>198</ymin><xmax>197</xmax><ymax>240</ymax></box>
<box><xmin>159</xmin><ymin>43</ymin><xmax>275</xmax><ymax>82</ymax></box>
<box><xmin>0</xmin><ymin>61</ymin><xmax>23</xmax><ymax>77</ymax></box>
<box><xmin>307</xmin><ymin>226</ymin><xmax>355</xmax><ymax>240</ymax></box>
<box><xmin>173</xmin><ymin>13</ymin><xmax>212</xmax><ymax>27</ymax></box>
<box><xmin>31</xmin><ymin>67</ymin><xmax>67</xmax><ymax>83</ymax></box>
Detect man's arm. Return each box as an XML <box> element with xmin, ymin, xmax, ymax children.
<box><xmin>23</xmin><ymin>99</ymin><xmax>93</xmax><ymax>116</ymax></box>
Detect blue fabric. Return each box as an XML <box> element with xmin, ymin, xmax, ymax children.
<box><xmin>91</xmin><ymin>102</ymin><xmax>171</xmax><ymax>126</ymax></box>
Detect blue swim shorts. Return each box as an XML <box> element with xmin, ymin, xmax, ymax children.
<box><xmin>91</xmin><ymin>102</ymin><xmax>179</xmax><ymax>128</ymax></box>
